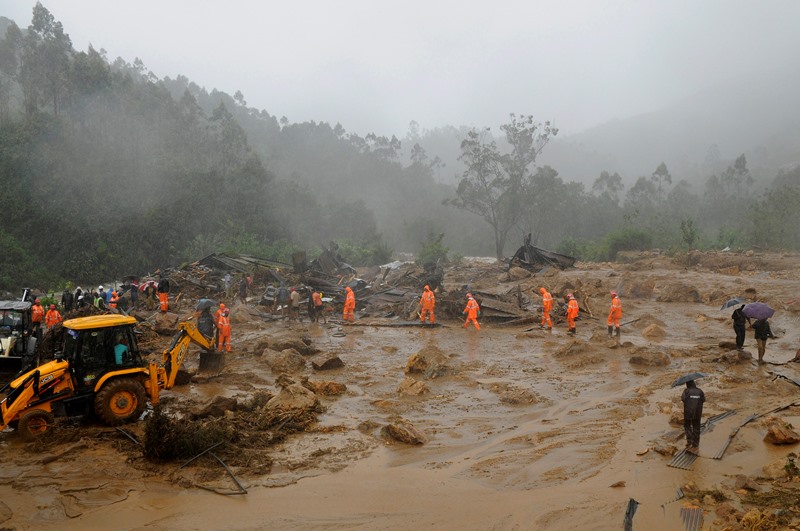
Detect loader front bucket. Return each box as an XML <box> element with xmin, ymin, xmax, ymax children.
<box><xmin>198</xmin><ymin>349</ymin><xmax>225</xmax><ymax>374</ymax></box>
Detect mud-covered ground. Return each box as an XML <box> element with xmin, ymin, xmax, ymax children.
<box><xmin>2</xmin><ymin>251</ymin><xmax>800</xmax><ymax>530</ymax></box>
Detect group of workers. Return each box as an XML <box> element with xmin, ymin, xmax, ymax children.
<box><xmin>30</xmin><ymin>299</ymin><xmax>63</xmax><ymax>339</ymax></box>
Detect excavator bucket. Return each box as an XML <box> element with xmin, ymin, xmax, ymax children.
<box><xmin>199</xmin><ymin>349</ymin><xmax>225</xmax><ymax>373</ymax></box>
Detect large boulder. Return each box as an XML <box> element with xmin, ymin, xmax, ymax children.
<box><xmin>383</xmin><ymin>418</ymin><xmax>428</xmax><ymax>445</ymax></box>
<box><xmin>190</xmin><ymin>396</ymin><xmax>238</xmax><ymax>419</ymax></box>
<box><xmin>154</xmin><ymin>312</ymin><xmax>180</xmax><ymax>335</ymax></box>
<box><xmin>762</xmin><ymin>416</ymin><xmax>800</xmax><ymax>445</ymax></box>
<box><xmin>267</xmin><ymin>376</ymin><xmax>319</xmax><ymax>411</ymax></box>
<box><xmin>271</xmin><ymin>336</ymin><xmax>320</xmax><ymax>356</ymax></box>
<box><xmin>263</xmin><ymin>348</ymin><xmax>306</xmax><ymax>373</ymax></box>
<box><xmin>641</xmin><ymin>324</ymin><xmax>666</xmax><ymax>341</ymax></box>
<box><xmin>406</xmin><ymin>345</ymin><xmax>449</xmax><ymax>376</ymax></box>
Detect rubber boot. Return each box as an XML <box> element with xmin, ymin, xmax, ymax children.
<box><xmin>568</xmin><ymin>328</ymin><xmax>575</xmax><ymax>336</ymax></box>
<box><xmin>607</xmin><ymin>325</ymin><xmax>613</xmax><ymax>338</ymax></box>
<box><xmin>615</xmin><ymin>327</ymin><xmax>620</xmax><ymax>339</ymax></box>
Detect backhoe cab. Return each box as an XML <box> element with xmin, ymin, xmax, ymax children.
<box><xmin>0</xmin><ymin>315</ymin><xmax>217</xmax><ymax>441</ymax></box>
<box><xmin>0</xmin><ymin>300</ymin><xmax>37</xmax><ymax>373</ymax></box>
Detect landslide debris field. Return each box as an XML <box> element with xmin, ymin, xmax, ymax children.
<box><xmin>2</xmin><ymin>251</ymin><xmax>800</xmax><ymax>530</ymax></box>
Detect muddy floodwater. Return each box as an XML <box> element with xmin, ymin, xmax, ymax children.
<box><xmin>2</xmin><ymin>253</ymin><xmax>800</xmax><ymax>530</ymax></box>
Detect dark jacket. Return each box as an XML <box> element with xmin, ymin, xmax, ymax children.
<box><xmin>731</xmin><ymin>307</ymin><xmax>749</xmax><ymax>327</ymax></box>
<box><xmin>681</xmin><ymin>384</ymin><xmax>705</xmax><ymax>420</ymax></box>
<box><xmin>753</xmin><ymin>319</ymin><xmax>774</xmax><ymax>340</ymax></box>
<box><xmin>197</xmin><ymin>309</ymin><xmax>216</xmax><ymax>339</ymax></box>
<box><xmin>157</xmin><ymin>278</ymin><xmax>170</xmax><ymax>294</ymax></box>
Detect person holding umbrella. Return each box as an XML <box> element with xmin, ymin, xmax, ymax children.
<box><xmin>731</xmin><ymin>304</ymin><xmax>750</xmax><ymax>350</ymax></box>
<box><xmin>681</xmin><ymin>379</ymin><xmax>705</xmax><ymax>455</ymax></box>
<box><xmin>753</xmin><ymin>318</ymin><xmax>775</xmax><ymax>363</ymax></box>
<box><xmin>742</xmin><ymin>302</ymin><xmax>776</xmax><ymax>363</ymax></box>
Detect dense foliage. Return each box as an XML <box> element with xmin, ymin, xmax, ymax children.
<box><xmin>1</xmin><ymin>4</ymin><xmax>799</xmax><ymax>293</ymax></box>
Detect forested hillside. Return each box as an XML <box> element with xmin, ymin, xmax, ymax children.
<box><xmin>1</xmin><ymin>4</ymin><xmax>799</xmax><ymax>293</ymax></box>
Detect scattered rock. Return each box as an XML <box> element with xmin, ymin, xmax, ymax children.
<box><xmin>271</xmin><ymin>337</ymin><xmax>320</xmax><ymax>356</ymax></box>
<box><xmin>398</xmin><ymin>376</ymin><xmax>429</xmax><ymax>396</ymax></box>
<box><xmin>230</xmin><ymin>302</ymin><xmax>256</xmax><ymax>323</ymax></box>
<box><xmin>406</xmin><ymin>345</ymin><xmax>449</xmax><ymax>375</ymax></box>
<box><xmin>382</xmin><ymin>345</ymin><xmax>398</xmax><ymax>354</ymax></box>
<box><xmin>762</xmin><ymin>416</ymin><xmax>800</xmax><ymax>445</ymax></box>
<box><xmin>733</xmin><ymin>474</ymin><xmax>759</xmax><ymax>491</ymax></box>
<box><xmin>718</xmin><ymin>341</ymin><xmax>738</xmax><ymax>350</ymax></box>
<box><xmin>653</xmin><ymin>444</ymin><xmax>677</xmax><ymax>456</ymax></box>
<box><xmin>762</xmin><ymin>457</ymin><xmax>789</xmax><ymax>479</ymax></box>
<box><xmin>383</xmin><ymin>419</ymin><xmax>428</xmax><ymax>444</ymax></box>
<box><xmin>609</xmin><ymin>481</ymin><xmax>625</xmax><ymax>488</ymax></box>
<box><xmin>263</xmin><ymin>348</ymin><xmax>306</xmax><ymax>373</ymax></box>
<box><xmin>496</xmin><ymin>387</ymin><xmax>538</xmax><ymax>405</ymax></box>
<box><xmin>190</xmin><ymin>396</ymin><xmax>238</xmax><ymax>419</ymax></box>
<box><xmin>302</xmin><ymin>378</ymin><xmax>347</xmax><ymax>396</ymax></box>
<box><xmin>267</xmin><ymin>377</ymin><xmax>319</xmax><ymax>411</ymax></box>
<box><xmin>641</xmin><ymin>324</ymin><xmax>665</xmax><ymax>340</ymax></box>
<box><xmin>154</xmin><ymin>312</ymin><xmax>180</xmax><ymax>335</ymax></box>
<box><xmin>506</xmin><ymin>266</ymin><xmax>531</xmax><ymax>281</ymax></box>
<box><xmin>312</xmin><ymin>356</ymin><xmax>344</xmax><ymax>371</ymax></box>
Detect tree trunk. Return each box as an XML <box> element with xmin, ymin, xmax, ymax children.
<box><xmin>494</xmin><ymin>229</ymin><xmax>506</xmax><ymax>261</ymax></box>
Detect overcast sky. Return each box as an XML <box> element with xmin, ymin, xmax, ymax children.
<box><xmin>3</xmin><ymin>0</ymin><xmax>799</xmax><ymax>137</ymax></box>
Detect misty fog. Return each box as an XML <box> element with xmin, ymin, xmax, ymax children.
<box><xmin>1</xmin><ymin>2</ymin><xmax>799</xmax><ymax>290</ymax></box>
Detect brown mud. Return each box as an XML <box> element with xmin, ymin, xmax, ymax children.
<box><xmin>2</xmin><ymin>251</ymin><xmax>800</xmax><ymax>530</ymax></box>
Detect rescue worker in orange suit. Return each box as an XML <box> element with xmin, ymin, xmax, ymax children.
<box><xmin>463</xmin><ymin>293</ymin><xmax>481</xmax><ymax>330</ymax></box>
<box><xmin>214</xmin><ymin>303</ymin><xmax>226</xmax><ymax>323</ymax></box>
<box><xmin>31</xmin><ymin>298</ymin><xmax>45</xmax><ymax>340</ymax></box>
<box><xmin>420</xmin><ymin>285</ymin><xmax>436</xmax><ymax>324</ymax></box>
<box><xmin>539</xmin><ymin>287</ymin><xmax>553</xmax><ymax>332</ymax></box>
<box><xmin>343</xmin><ymin>286</ymin><xmax>356</xmax><ymax>323</ymax></box>
<box><xmin>607</xmin><ymin>290</ymin><xmax>623</xmax><ymax>339</ymax></box>
<box><xmin>45</xmin><ymin>304</ymin><xmax>62</xmax><ymax>330</ymax></box>
<box><xmin>109</xmin><ymin>290</ymin><xmax>119</xmax><ymax>310</ymax></box>
<box><xmin>566</xmin><ymin>294</ymin><xmax>579</xmax><ymax>336</ymax></box>
<box><xmin>157</xmin><ymin>274</ymin><xmax>170</xmax><ymax>313</ymax></box>
<box><xmin>214</xmin><ymin>303</ymin><xmax>227</xmax><ymax>345</ymax></box>
<box><xmin>217</xmin><ymin>308</ymin><xmax>232</xmax><ymax>352</ymax></box>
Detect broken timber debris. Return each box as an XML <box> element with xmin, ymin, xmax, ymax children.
<box><xmin>508</xmin><ymin>233</ymin><xmax>576</xmax><ymax>271</ymax></box>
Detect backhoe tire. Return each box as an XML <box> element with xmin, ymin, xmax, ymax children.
<box><xmin>94</xmin><ymin>378</ymin><xmax>147</xmax><ymax>426</ymax></box>
<box><xmin>17</xmin><ymin>409</ymin><xmax>55</xmax><ymax>441</ymax></box>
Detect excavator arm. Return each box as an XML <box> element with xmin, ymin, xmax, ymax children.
<box><xmin>148</xmin><ymin>321</ymin><xmax>216</xmax><ymax>404</ymax></box>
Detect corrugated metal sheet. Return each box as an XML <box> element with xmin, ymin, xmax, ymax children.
<box><xmin>679</xmin><ymin>506</ymin><xmax>703</xmax><ymax>531</ymax></box>
<box><xmin>668</xmin><ymin>448</ymin><xmax>698</xmax><ymax>470</ymax></box>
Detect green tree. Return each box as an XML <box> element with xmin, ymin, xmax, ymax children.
<box><xmin>450</xmin><ymin>114</ymin><xmax>557</xmax><ymax>259</ymax></box>
<box><xmin>19</xmin><ymin>2</ymin><xmax>73</xmax><ymax>117</ymax></box>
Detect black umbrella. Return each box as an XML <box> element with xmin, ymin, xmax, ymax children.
<box><xmin>195</xmin><ymin>298</ymin><xmax>218</xmax><ymax>311</ymax></box>
<box><xmin>742</xmin><ymin>302</ymin><xmax>774</xmax><ymax>320</ymax></box>
<box><xmin>671</xmin><ymin>372</ymin><xmax>708</xmax><ymax>388</ymax></box>
<box><xmin>720</xmin><ymin>297</ymin><xmax>746</xmax><ymax>311</ymax></box>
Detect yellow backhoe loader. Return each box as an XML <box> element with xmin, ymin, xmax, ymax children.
<box><xmin>0</xmin><ymin>314</ymin><xmax>220</xmax><ymax>440</ymax></box>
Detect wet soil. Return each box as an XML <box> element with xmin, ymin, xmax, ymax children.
<box><xmin>2</xmin><ymin>252</ymin><xmax>800</xmax><ymax>530</ymax></box>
